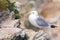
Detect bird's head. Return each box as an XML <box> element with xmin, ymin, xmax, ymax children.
<box><xmin>27</xmin><ymin>11</ymin><xmax>38</xmax><ymax>16</ymax></box>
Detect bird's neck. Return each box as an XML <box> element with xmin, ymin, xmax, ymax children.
<box><xmin>31</xmin><ymin>14</ymin><xmax>38</xmax><ymax>16</ymax></box>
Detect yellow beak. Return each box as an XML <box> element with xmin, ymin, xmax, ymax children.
<box><xmin>27</xmin><ymin>12</ymin><xmax>31</xmax><ymax>15</ymax></box>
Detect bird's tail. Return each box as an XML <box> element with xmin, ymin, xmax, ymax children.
<box><xmin>48</xmin><ymin>24</ymin><xmax>56</xmax><ymax>28</ymax></box>
<box><xmin>48</xmin><ymin>24</ymin><xmax>51</xmax><ymax>28</ymax></box>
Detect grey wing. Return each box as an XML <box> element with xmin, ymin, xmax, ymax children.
<box><xmin>36</xmin><ymin>16</ymin><xmax>49</xmax><ymax>27</ymax></box>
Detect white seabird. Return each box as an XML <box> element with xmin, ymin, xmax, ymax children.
<box><xmin>27</xmin><ymin>10</ymin><xmax>56</xmax><ymax>28</ymax></box>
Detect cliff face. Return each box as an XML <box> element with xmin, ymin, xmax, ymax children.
<box><xmin>0</xmin><ymin>10</ymin><xmax>10</xmax><ymax>23</ymax></box>
<box><xmin>40</xmin><ymin>2</ymin><xmax>60</xmax><ymax>24</ymax></box>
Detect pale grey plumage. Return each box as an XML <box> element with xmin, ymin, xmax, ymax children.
<box><xmin>36</xmin><ymin>16</ymin><xmax>49</xmax><ymax>27</ymax></box>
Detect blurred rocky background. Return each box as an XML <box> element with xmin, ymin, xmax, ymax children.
<box><xmin>0</xmin><ymin>0</ymin><xmax>60</xmax><ymax>40</ymax></box>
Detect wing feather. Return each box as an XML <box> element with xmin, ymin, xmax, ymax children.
<box><xmin>36</xmin><ymin>16</ymin><xmax>49</xmax><ymax>27</ymax></box>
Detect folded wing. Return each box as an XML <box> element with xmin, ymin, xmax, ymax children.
<box><xmin>36</xmin><ymin>16</ymin><xmax>49</xmax><ymax>27</ymax></box>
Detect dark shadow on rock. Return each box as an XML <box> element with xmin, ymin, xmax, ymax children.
<box><xmin>11</xmin><ymin>34</ymin><xmax>28</xmax><ymax>40</ymax></box>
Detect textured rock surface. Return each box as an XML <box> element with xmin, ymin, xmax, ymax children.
<box><xmin>32</xmin><ymin>30</ymin><xmax>49</xmax><ymax>40</ymax></box>
<box><xmin>1</xmin><ymin>19</ymin><xmax>20</xmax><ymax>28</ymax></box>
<box><xmin>0</xmin><ymin>28</ymin><xmax>22</xmax><ymax>40</ymax></box>
<box><xmin>0</xmin><ymin>10</ymin><xmax>10</xmax><ymax>24</ymax></box>
<box><xmin>40</xmin><ymin>2</ymin><xmax>60</xmax><ymax>24</ymax></box>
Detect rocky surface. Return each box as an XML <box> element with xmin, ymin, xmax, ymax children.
<box><xmin>0</xmin><ymin>28</ymin><xmax>22</xmax><ymax>40</ymax></box>
<box><xmin>40</xmin><ymin>2</ymin><xmax>60</xmax><ymax>24</ymax></box>
<box><xmin>33</xmin><ymin>30</ymin><xmax>49</xmax><ymax>40</ymax></box>
<box><xmin>1</xmin><ymin>19</ymin><xmax>20</xmax><ymax>28</ymax></box>
<box><xmin>0</xmin><ymin>10</ymin><xmax>10</xmax><ymax>23</ymax></box>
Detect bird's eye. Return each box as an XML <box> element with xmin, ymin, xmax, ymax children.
<box><xmin>32</xmin><ymin>12</ymin><xmax>34</xmax><ymax>14</ymax></box>
<box><xmin>33</xmin><ymin>13</ymin><xmax>34</xmax><ymax>14</ymax></box>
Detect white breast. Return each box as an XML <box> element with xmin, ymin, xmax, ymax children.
<box><xmin>28</xmin><ymin>14</ymin><xmax>39</xmax><ymax>27</ymax></box>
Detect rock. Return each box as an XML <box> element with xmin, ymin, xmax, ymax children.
<box><xmin>32</xmin><ymin>30</ymin><xmax>50</xmax><ymax>40</ymax></box>
<box><xmin>1</xmin><ymin>19</ymin><xmax>20</xmax><ymax>28</ymax></box>
<box><xmin>0</xmin><ymin>10</ymin><xmax>10</xmax><ymax>24</ymax></box>
<box><xmin>40</xmin><ymin>2</ymin><xmax>60</xmax><ymax>24</ymax></box>
<box><xmin>0</xmin><ymin>28</ymin><xmax>22</xmax><ymax>40</ymax></box>
<box><xmin>52</xmin><ymin>0</ymin><xmax>60</xmax><ymax>2</ymax></box>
